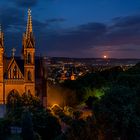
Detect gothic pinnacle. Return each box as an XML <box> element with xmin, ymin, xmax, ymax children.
<box><xmin>26</xmin><ymin>9</ymin><xmax>33</xmax><ymax>38</ymax></box>
<box><xmin>0</xmin><ymin>24</ymin><xmax>2</xmax><ymax>39</ymax></box>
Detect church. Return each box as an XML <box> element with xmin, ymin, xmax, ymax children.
<box><xmin>0</xmin><ymin>9</ymin><xmax>35</xmax><ymax>104</ymax></box>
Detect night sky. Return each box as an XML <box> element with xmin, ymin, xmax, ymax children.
<box><xmin>0</xmin><ymin>0</ymin><xmax>140</xmax><ymax>58</ymax></box>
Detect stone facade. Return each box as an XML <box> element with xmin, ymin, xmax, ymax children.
<box><xmin>0</xmin><ymin>9</ymin><xmax>35</xmax><ymax>104</ymax></box>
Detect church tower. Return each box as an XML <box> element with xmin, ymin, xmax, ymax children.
<box><xmin>0</xmin><ymin>25</ymin><xmax>4</xmax><ymax>103</ymax></box>
<box><xmin>22</xmin><ymin>9</ymin><xmax>35</xmax><ymax>95</ymax></box>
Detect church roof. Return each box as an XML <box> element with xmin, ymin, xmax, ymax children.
<box><xmin>4</xmin><ymin>56</ymin><xmax>24</xmax><ymax>75</ymax></box>
<box><xmin>4</xmin><ymin>56</ymin><xmax>43</xmax><ymax>79</ymax></box>
<box><xmin>14</xmin><ymin>57</ymin><xmax>24</xmax><ymax>75</ymax></box>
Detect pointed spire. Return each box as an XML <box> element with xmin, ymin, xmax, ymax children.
<box><xmin>0</xmin><ymin>25</ymin><xmax>4</xmax><ymax>48</ymax></box>
<box><xmin>11</xmin><ymin>48</ymin><xmax>16</xmax><ymax>57</ymax></box>
<box><xmin>26</xmin><ymin>9</ymin><xmax>33</xmax><ymax>38</ymax></box>
<box><xmin>0</xmin><ymin>24</ymin><xmax>2</xmax><ymax>39</ymax></box>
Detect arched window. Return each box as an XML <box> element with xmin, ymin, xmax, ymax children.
<box><xmin>27</xmin><ymin>53</ymin><xmax>31</xmax><ymax>64</ymax></box>
<box><xmin>4</xmin><ymin>72</ymin><xmax>8</xmax><ymax>79</ymax></box>
<box><xmin>28</xmin><ymin>90</ymin><xmax>31</xmax><ymax>95</ymax></box>
<box><xmin>7</xmin><ymin>89</ymin><xmax>20</xmax><ymax>107</ymax></box>
<box><xmin>28</xmin><ymin>71</ymin><xmax>31</xmax><ymax>81</ymax></box>
<box><xmin>13</xmin><ymin>66</ymin><xmax>17</xmax><ymax>79</ymax></box>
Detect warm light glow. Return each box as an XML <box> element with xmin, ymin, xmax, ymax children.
<box><xmin>71</xmin><ymin>75</ymin><xmax>75</xmax><ymax>80</ymax></box>
<box><xmin>51</xmin><ymin>104</ymin><xmax>60</xmax><ymax>109</ymax></box>
<box><xmin>51</xmin><ymin>104</ymin><xmax>63</xmax><ymax>110</ymax></box>
<box><xmin>103</xmin><ymin>55</ymin><xmax>107</xmax><ymax>59</ymax></box>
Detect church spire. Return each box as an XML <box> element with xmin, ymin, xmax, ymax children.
<box><xmin>26</xmin><ymin>9</ymin><xmax>33</xmax><ymax>38</ymax></box>
<box><xmin>22</xmin><ymin>9</ymin><xmax>35</xmax><ymax>51</ymax></box>
<box><xmin>0</xmin><ymin>24</ymin><xmax>2</xmax><ymax>38</ymax></box>
<box><xmin>0</xmin><ymin>25</ymin><xmax>2</xmax><ymax>39</ymax></box>
<box><xmin>0</xmin><ymin>25</ymin><xmax>4</xmax><ymax>47</ymax></box>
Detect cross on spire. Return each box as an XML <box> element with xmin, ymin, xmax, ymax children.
<box><xmin>11</xmin><ymin>48</ymin><xmax>16</xmax><ymax>57</ymax></box>
<box><xmin>26</xmin><ymin>9</ymin><xmax>33</xmax><ymax>38</ymax></box>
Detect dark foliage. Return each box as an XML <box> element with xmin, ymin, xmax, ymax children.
<box><xmin>22</xmin><ymin>110</ymin><xmax>36</xmax><ymax>140</ymax></box>
<box><xmin>0</xmin><ymin>118</ymin><xmax>11</xmax><ymax>140</ymax></box>
<box><xmin>94</xmin><ymin>86</ymin><xmax>140</xmax><ymax>140</ymax></box>
<box><xmin>85</xmin><ymin>96</ymin><xmax>98</xmax><ymax>109</ymax></box>
<box><xmin>33</xmin><ymin>109</ymin><xmax>61</xmax><ymax>140</ymax></box>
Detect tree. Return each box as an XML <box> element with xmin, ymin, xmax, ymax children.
<box><xmin>6</xmin><ymin>90</ymin><xmax>23</xmax><ymax>125</ymax></box>
<box><xmin>58</xmin><ymin>116</ymin><xmax>98</xmax><ymax>140</ymax></box>
<box><xmin>22</xmin><ymin>109</ymin><xmax>36</xmax><ymax>140</ymax></box>
<box><xmin>0</xmin><ymin>118</ymin><xmax>11</xmax><ymax>140</ymax></box>
<box><xmin>33</xmin><ymin>109</ymin><xmax>62</xmax><ymax>140</ymax></box>
<box><xmin>6</xmin><ymin>91</ymin><xmax>42</xmax><ymax>126</ymax></box>
<box><xmin>61</xmin><ymin>72</ymin><xmax>107</xmax><ymax>106</ymax></box>
<box><xmin>7</xmin><ymin>90</ymin><xmax>21</xmax><ymax>113</ymax></box>
<box><xmin>94</xmin><ymin>86</ymin><xmax>140</xmax><ymax>140</ymax></box>
<box><xmin>85</xmin><ymin>96</ymin><xmax>98</xmax><ymax>109</ymax></box>
<box><xmin>100</xmin><ymin>66</ymin><xmax>123</xmax><ymax>82</ymax></box>
<box><xmin>21</xmin><ymin>92</ymin><xmax>41</xmax><ymax>108</ymax></box>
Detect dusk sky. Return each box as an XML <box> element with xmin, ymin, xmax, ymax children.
<box><xmin>0</xmin><ymin>0</ymin><xmax>140</xmax><ymax>58</ymax></box>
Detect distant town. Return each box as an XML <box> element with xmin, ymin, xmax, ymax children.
<box><xmin>40</xmin><ymin>57</ymin><xmax>140</xmax><ymax>83</ymax></box>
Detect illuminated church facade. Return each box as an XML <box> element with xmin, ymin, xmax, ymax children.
<box><xmin>0</xmin><ymin>9</ymin><xmax>35</xmax><ymax>104</ymax></box>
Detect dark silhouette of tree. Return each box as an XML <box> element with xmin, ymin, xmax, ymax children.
<box><xmin>56</xmin><ymin>116</ymin><xmax>98</xmax><ymax>140</ymax></box>
<box><xmin>0</xmin><ymin>118</ymin><xmax>11</xmax><ymax>140</ymax></box>
<box><xmin>100</xmin><ymin>66</ymin><xmax>123</xmax><ymax>81</ymax></box>
<box><xmin>21</xmin><ymin>109</ymin><xmax>36</xmax><ymax>140</ymax></box>
<box><xmin>94</xmin><ymin>86</ymin><xmax>140</xmax><ymax>140</ymax></box>
<box><xmin>21</xmin><ymin>92</ymin><xmax>41</xmax><ymax>108</ymax></box>
<box><xmin>6</xmin><ymin>90</ymin><xmax>23</xmax><ymax>125</ymax></box>
<box><xmin>85</xmin><ymin>96</ymin><xmax>98</xmax><ymax>109</ymax></box>
<box><xmin>33</xmin><ymin>109</ymin><xmax>61</xmax><ymax>140</ymax></box>
<box><xmin>7</xmin><ymin>89</ymin><xmax>21</xmax><ymax>113</ymax></box>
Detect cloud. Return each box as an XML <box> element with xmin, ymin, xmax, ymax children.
<box><xmin>46</xmin><ymin>18</ymin><xmax>66</xmax><ymax>23</ymax></box>
<box><xmin>40</xmin><ymin>22</ymin><xmax>107</xmax><ymax>55</ymax></box>
<box><xmin>7</xmin><ymin>0</ymin><xmax>38</xmax><ymax>7</ymax></box>
<box><xmin>103</xmin><ymin>15</ymin><xmax>140</xmax><ymax>46</ymax></box>
<box><xmin>0</xmin><ymin>7</ymin><xmax>49</xmax><ymax>32</ymax></box>
<box><xmin>0</xmin><ymin>7</ymin><xmax>25</xmax><ymax>31</ymax></box>
<box><xmin>34</xmin><ymin>22</ymin><xmax>107</xmax><ymax>57</ymax></box>
<box><xmin>0</xmin><ymin>6</ymin><xmax>48</xmax><ymax>55</ymax></box>
<box><xmin>112</xmin><ymin>15</ymin><xmax>140</xmax><ymax>28</ymax></box>
<box><xmin>1</xmin><ymin>6</ymin><xmax>140</xmax><ymax>58</ymax></box>
<box><xmin>41</xmin><ymin>15</ymin><xmax>140</xmax><ymax>58</ymax></box>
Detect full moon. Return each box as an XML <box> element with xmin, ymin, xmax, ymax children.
<box><xmin>103</xmin><ymin>55</ymin><xmax>107</xmax><ymax>59</ymax></box>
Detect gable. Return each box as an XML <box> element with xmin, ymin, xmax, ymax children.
<box><xmin>6</xmin><ymin>58</ymin><xmax>24</xmax><ymax>79</ymax></box>
<box><xmin>26</xmin><ymin>38</ymin><xmax>34</xmax><ymax>48</ymax></box>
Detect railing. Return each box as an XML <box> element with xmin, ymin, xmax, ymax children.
<box><xmin>4</xmin><ymin>79</ymin><xmax>24</xmax><ymax>84</ymax></box>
